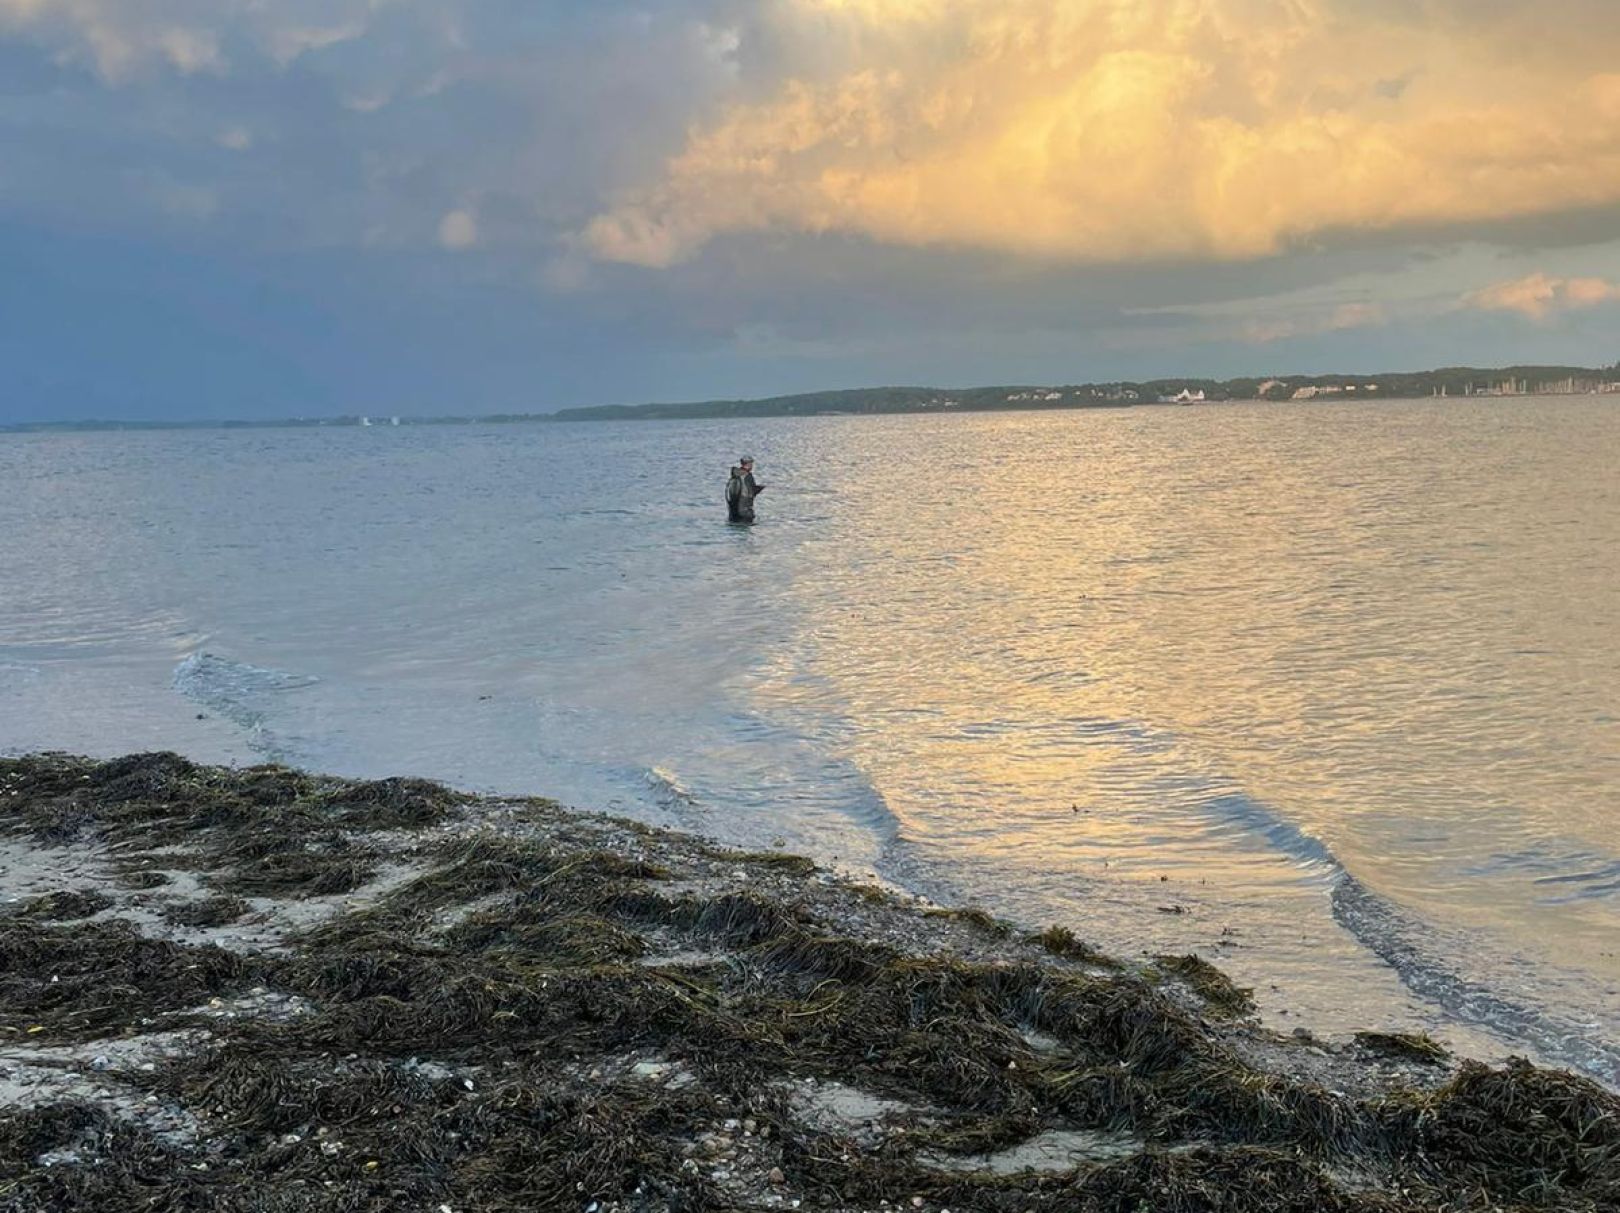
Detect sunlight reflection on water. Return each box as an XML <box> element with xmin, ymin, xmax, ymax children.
<box><xmin>1</xmin><ymin>397</ymin><xmax>1616</xmax><ymax>1079</ymax></box>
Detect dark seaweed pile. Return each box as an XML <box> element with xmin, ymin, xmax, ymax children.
<box><xmin>1</xmin><ymin>753</ymin><xmax>1617</xmax><ymax>1213</ymax></box>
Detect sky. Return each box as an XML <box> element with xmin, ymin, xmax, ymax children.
<box><xmin>3</xmin><ymin>0</ymin><xmax>1620</xmax><ymax>422</ymax></box>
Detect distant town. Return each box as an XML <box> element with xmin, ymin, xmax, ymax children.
<box><xmin>5</xmin><ymin>363</ymin><xmax>1618</xmax><ymax>432</ymax></box>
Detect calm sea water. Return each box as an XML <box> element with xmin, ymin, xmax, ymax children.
<box><xmin>2</xmin><ymin>399</ymin><xmax>1616</xmax><ymax>1081</ymax></box>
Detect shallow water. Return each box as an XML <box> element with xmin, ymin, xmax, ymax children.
<box><xmin>2</xmin><ymin>398</ymin><xmax>1616</xmax><ymax>1080</ymax></box>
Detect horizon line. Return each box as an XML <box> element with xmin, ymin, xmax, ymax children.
<box><xmin>4</xmin><ymin>356</ymin><xmax>1617</xmax><ymax>432</ymax></box>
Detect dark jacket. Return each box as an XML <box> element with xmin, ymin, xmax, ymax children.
<box><xmin>726</xmin><ymin>466</ymin><xmax>764</xmax><ymax>521</ymax></box>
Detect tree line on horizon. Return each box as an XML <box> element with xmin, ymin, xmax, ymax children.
<box><xmin>5</xmin><ymin>362</ymin><xmax>1617</xmax><ymax>431</ymax></box>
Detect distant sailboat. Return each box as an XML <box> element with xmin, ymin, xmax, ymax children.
<box><xmin>360</xmin><ymin>416</ymin><xmax>372</xmax><ymax>427</ymax></box>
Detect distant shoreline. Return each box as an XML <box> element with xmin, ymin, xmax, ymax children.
<box><xmin>4</xmin><ymin>362</ymin><xmax>1616</xmax><ymax>432</ymax></box>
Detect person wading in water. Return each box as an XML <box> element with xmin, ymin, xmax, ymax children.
<box><xmin>725</xmin><ymin>456</ymin><xmax>766</xmax><ymax>523</ymax></box>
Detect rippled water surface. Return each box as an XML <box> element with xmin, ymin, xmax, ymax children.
<box><xmin>2</xmin><ymin>399</ymin><xmax>1616</xmax><ymax>1080</ymax></box>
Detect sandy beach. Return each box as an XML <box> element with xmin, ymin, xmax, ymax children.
<box><xmin>0</xmin><ymin>751</ymin><xmax>1615</xmax><ymax>1212</ymax></box>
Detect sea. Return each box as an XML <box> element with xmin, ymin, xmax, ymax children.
<box><xmin>2</xmin><ymin>397</ymin><xmax>1616</xmax><ymax>1083</ymax></box>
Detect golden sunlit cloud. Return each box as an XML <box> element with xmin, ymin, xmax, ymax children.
<box><xmin>585</xmin><ymin>0</ymin><xmax>1620</xmax><ymax>268</ymax></box>
<box><xmin>1464</xmin><ymin>274</ymin><xmax>1620</xmax><ymax>321</ymax></box>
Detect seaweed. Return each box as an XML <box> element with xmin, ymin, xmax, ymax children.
<box><xmin>605</xmin><ymin>887</ymin><xmax>806</xmax><ymax>948</ymax></box>
<box><xmin>444</xmin><ymin>908</ymin><xmax>649</xmax><ymax>965</ymax></box>
<box><xmin>696</xmin><ymin>844</ymin><xmax>818</xmax><ymax>875</ymax></box>
<box><xmin>212</xmin><ymin>847</ymin><xmax>376</xmax><ymax>899</ymax></box>
<box><xmin>1354</xmin><ymin>1031</ymin><xmax>1451</xmax><ymax>1065</ymax></box>
<box><xmin>0</xmin><ymin>1102</ymin><xmax>207</xmax><ymax>1213</ymax></box>
<box><xmin>747</xmin><ymin>932</ymin><xmax>900</xmax><ymax>984</ymax></box>
<box><xmin>317</xmin><ymin>775</ymin><xmax>466</xmax><ymax>829</ymax></box>
<box><xmin>6</xmin><ymin>889</ymin><xmax>113</xmax><ymax>921</ymax></box>
<box><xmin>162</xmin><ymin>894</ymin><xmax>251</xmax><ymax>928</ymax></box>
<box><xmin>115</xmin><ymin>868</ymin><xmax>170</xmax><ymax>890</ymax></box>
<box><xmin>924</xmin><ymin>904</ymin><xmax>1016</xmax><ymax>936</ymax></box>
<box><xmin>0</xmin><ymin>752</ymin><xmax>466</xmax><ymax>857</ymax></box>
<box><xmin>0</xmin><ymin>919</ymin><xmax>252</xmax><ymax>1042</ymax></box>
<box><xmin>1153</xmin><ymin>953</ymin><xmax>1257</xmax><ymax>1018</ymax></box>
<box><xmin>847</xmin><ymin>881</ymin><xmax>897</xmax><ymax>905</ymax></box>
<box><xmin>1028</xmin><ymin>924</ymin><xmax>1120</xmax><ymax>968</ymax></box>
<box><xmin>908</xmin><ymin>1109</ymin><xmax>1045</xmax><ymax>1157</ymax></box>
<box><xmin>1068</xmin><ymin>1146</ymin><xmax>1390</xmax><ymax>1213</ymax></box>
<box><xmin>1382</xmin><ymin>1059</ymin><xmax>1620</xmax><ymax>1207</ymax></box>
<box><xmin>1</xmin><ymin>753</ymin><xmax>1615</xmax><ymax>1213</ymax></box>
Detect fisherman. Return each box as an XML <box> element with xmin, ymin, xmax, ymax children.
<box><xmin>725</xmin><ymin>455</ymin><xmax>766</xmax><ymax>523</ymax></box>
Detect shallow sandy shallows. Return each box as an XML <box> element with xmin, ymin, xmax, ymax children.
<box><xmin>1</xmin><ymin>752</ymin><xmax>1617</xmax><ymax>1213</ymax></box>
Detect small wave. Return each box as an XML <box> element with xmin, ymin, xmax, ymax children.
<box><xmin>171</xmin><ymin>653</ymin><xmax>318</xmax><ymax>760</ymax></box>
<box><xmin>721</xmin><ymin>713</ymin><xmax>909</xmax><ymax>845</ymax></box>
<box><xmin>1200</xmin><ymin>783</ymin><xmax>1619</xmax><ymax>1081</ymax></box>
<box><xmin>643</xmin><ymin>748</ymin><xmax>906</xmax><ymax>850</ymax></box>
<box><xmin>645</xmin><ymin>766</ymin><xmax>701</xmax><ymax>811</ymax></box>
<box><xmin>821</xmin><ymin>762</ymin><xmax>907</xmax><ymax>846</ymax></box>
<box><xmin>173</xmin><ymin>652</ymin><xmax>318</xmax><ymax>701</ymax></box>
<box><xmin>1332</xmin><ymin>875</ymin><xmax>1620</xmax><ymax>1085</ymax></box>
<box><xmin>1532</xmin><ymin>861</ymin><xmax>1620</xmax><ymax>902</ymax></box>
<box><xmin>1461</xmin><ymin>847</ymin><xmax>1620</xmax><ymax>905</ymax></box>
<box><xmin>1198</xmin><ymin>790</ymin><xmax>1342</xmax><ymax>875</ymax></box>
<box><xmin>1137</xmin><ymin>759</ymin><xmax>1618</xmax><ymax>1082</ymax></box>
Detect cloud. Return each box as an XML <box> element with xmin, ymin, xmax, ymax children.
<box><xmin>1240</xmin><ymin>302</ymin><xmax>1388</xmax><ymax>346</ymax></box>
<box><xmin>585</xmin><ymin>0</ymin><xmax>1620</xmax><ymax>268</ymax></box>
<box><xmin>0</xmin><ymin>0</ymin><xmax>375</xmax><ymax>81</ymax></box>
<box><xmin>265</xmin><ymin>22</ymin><xmax>365</xmax><ymax>68</ymax></box>
<box><xmin>1463</xmin><ymin>273</ymin><xmax>1620</xmax><ymax>320</ymax></box>
<box><xmin>10</xmin><ymin>0</ymin><xmax>1620</xmax><ymax>393</ymax></box>
<box><xmin>437</xmin><ymin>209</ymin><xmax>478</xmax><ymax>251</ymax></box>
<box><xmin>0</xmin><ymin>3</ymin><xmax>745</xmax><ymax>260</ymax></box>
<box><xmin>1130</xmin><ymin>286</ymin><xmax>1394</xmax><ymax>346</ymax></box>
